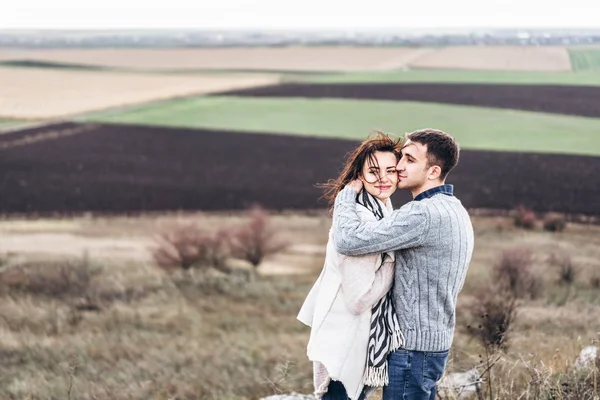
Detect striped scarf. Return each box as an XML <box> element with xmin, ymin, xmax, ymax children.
<box><xmin>356</xmin><ymin>189</ymin><xmax>405</xmax><ymax>387</ymax></box>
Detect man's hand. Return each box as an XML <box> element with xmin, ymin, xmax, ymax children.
<box><xmin>345</xmin><ymin>179</ymin><xmax>363</xmax><ymax>193</ymax></box>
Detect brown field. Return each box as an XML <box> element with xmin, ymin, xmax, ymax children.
<box><xmin>1</xmin><ymin>122</ymin><xmax>598</xmax><ymax>216</ymax></box>
<box><xmin>0</xmin><ymin>212</ymin><xmax>599</xmax><ymax>399</ymax></box>
<box><xmin>408</xmin><ymin>46</ymin><xmax>572</xmax><ymax>71</ymax></box>
<box><xmin>0</xmin><ymin>46</ymin><xmax>573</xmax><ymax>72</ymax></box>
<box><xmin>0</xmin><ymin>47</ymin><xmax>424</xmax><ymax>72</ymax></box>
<box><xmin>0</xmin><ymin>67</ymin><xmax>279</xmax><ymax>119</ymax></box>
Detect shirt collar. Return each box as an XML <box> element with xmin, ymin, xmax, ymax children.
<box><xmin>414</xmin><ymin>184</ymin><xmax>454</xmax><ymax>202</ymax></box>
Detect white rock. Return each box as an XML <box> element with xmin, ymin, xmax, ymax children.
<box><xmin>574</xmin><ymin>345</ymin><xmax>599</xmax><ymax>369</ymax></box>
<box><xmin>437</xmin><ymin>368</ymin><xmax>482</xmax><ymax>398</ymax></box>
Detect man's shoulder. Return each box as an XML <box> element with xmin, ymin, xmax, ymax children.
<box><xmin>396</xmin><ymin>200</ymin><xmax>429</xmax><ymax>217</ymax></box>
<box><xmin>420</xmin><ymin>195</ymin><xmax>470</xmax><ymax>216</ymax></box>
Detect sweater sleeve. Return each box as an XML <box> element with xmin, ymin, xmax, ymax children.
<box><xmin>338</xmin><ymin>253</ymin><xmax>395</xmax><ymax>315</ymax></box>
<box><xmin>333</xmin><ymin>187</ymin><xmax>430</xmax><ymax>256</ymax></box>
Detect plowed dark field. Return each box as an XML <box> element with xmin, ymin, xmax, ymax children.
<box><xmin>1</xmin><ymin>122</ymin><xmax>598</xmax><ymax>215</ymax></box>
<box><xmin>220</xmin><ymin>83</ymin><xmax>600</xmax><ymax>118</ymax></box>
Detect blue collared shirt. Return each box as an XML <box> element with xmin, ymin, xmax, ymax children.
<box><xmin>414</xmin><ymin>184</ymin><xmax>454</xmax><ymax>202</ymax></box>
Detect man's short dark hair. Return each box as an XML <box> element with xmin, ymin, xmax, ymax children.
<box><xmin>407</xmin><ymin>128</ymin><xmax>459</xmax><ymax>180</ymax></box>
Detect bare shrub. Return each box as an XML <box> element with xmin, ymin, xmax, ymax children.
<box><xmin>493</xmin><ymin>247</ymin><xmax>541</xmax><ymax>299</ymax></box>
<box><xmin>203</xmin><ymin>227</ymin><xmax>233</xmax><ymax>273</ymax></box>
<box><xmin>0</xmin><ymin>255</ymin><xmax>99</xmax><ymax>300</ymax></box>
<box><xmin>549</xmin><ymin>251</ymin><xmax>577</xmax><ymax>285</ymax></box>
<box><xmin>151</xmin><ymin>223</ymin><xmax>232</xmax><ymax>272</ymax></box>
<box><xmin>152</xmin><ymin>223</ymin><xmax>207</xmax><ymax>271</ymax></box>
<box><xmin>543</xmin><ymin>212</ymin><xmax>567</xmax><ymax>232</ymax></box>
<box><xmin>467</xmin><ymin>284</ymin><xmax>519</xmax><ymax>352</ymax></box>
<box><xmin>513</xmin><ymin>205</ymin><xmax>536</xmax><ymax>230</ymax></box>
<box><xmin>590</xmin><ymin>273</ymin><xmax>600</xmax><ymax>289</ymax></box>
<box><xmin>230</xmin><ymin>205</ymin><xmax>287</xmax><ymax>268</ymax></box>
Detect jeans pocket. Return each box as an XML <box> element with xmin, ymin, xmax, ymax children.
<box><xmin>388</xmin><ymin>349</ymin><xmax>411</xmax><ymax>370</ymax></box>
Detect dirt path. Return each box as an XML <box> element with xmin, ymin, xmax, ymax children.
<box><xmin>0</xmin><ymin>228</ymin><xmax>326</xmax><ymax>275</ymax></box>
<box><xmin>0</xmin><ymin>232</ymin><xmax>153</xmax><ymax>262</ymax></box>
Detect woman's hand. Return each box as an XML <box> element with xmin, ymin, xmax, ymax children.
<box><xmin>345</xmin><ymin>179</ymin><xmax>363</xmax><ymax>193</ymax></box>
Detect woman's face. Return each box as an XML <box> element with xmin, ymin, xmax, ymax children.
<box><xmin>360</xmin><ymin>151</ymin><xmax>398</xmax><ymax>202</ymax></box>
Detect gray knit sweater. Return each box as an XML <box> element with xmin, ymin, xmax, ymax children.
<box><xmin>333</xmin><ymin>187</ymin><xmax>474</xmax><ymax>351</ymax></box>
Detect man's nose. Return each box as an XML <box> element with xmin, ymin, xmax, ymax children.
<box><xmin>396</xmin><ymin>160</ymin><xmax>404</xmax><ymax>170</ymax></box>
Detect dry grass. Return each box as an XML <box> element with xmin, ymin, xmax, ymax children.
<box><xmin>0</xmin><ymin>67</ymin><xmax>279</xmax><ymax>119</ymax></box>
<box><xmin>408</xmin><ymin>46</ymin><xmax>572</xmax><ymax>71</ymax></box>
<box><xmin>0</xmin><ymin>47</ymin><xmax>424</xmax><ymax>72</ymax></box>
<box><xmin>0</xmin><ymin>212</ymin><xmax>599</xmax><ymax>399</ymax></box>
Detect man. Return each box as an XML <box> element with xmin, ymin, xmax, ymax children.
<box><xmin>333</xmin><ymin>128</ymin><xmax>474</xmax><ymax>400</ymax></box>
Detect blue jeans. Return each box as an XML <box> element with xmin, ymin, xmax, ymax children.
<box><xmin>382</xmin><ymin>348</ymin><xmax>449</xmax><ymax>400</ymax></box>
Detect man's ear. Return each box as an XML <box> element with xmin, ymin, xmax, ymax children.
<box><xmin>428</xmin><ymin>165</ymin><xmax>442</xmax><ymax>180</ymax></box>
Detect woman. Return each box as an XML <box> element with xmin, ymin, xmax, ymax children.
<box><xmin>297</xmin><ymin>132</ymin><xmax>405</xmax><ymax>400</ymax></box>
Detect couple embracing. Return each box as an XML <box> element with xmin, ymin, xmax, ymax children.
<box><xmin>298</xmin><ymin>129</ymin><xmax>475</xmax><ymax>400</ymax></box>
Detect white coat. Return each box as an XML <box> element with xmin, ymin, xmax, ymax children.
<box><xmin>297</xmin><ymin>200</ymin><xmax>395</xmax><ymax>399</ymax></box>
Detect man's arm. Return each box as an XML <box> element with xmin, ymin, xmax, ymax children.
<box><xmin>333</xmin><ymin>186</ymin><xmax>430</xmax><ymax>256</ymax></box>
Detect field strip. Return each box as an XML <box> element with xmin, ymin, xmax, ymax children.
<box><xmin>569</xmin><ymin>48</ymin><xmax>600</xmax><ymax>71</ymax></box>
<box><xmin>373</xmin><ymin>48</ymin><xmax>437</xmax><ymax>70</ymax></box>
<box><xmin>1</xmin><ymin>122</ymin><xmax>598</xmax><ymax>216</ymax></box>
<box><xmin>0</xmin><ymin>66</ymin><xmax>280</xmax><ymax>119</ymax></box>
<box><xmin>0</xmin><ymin>47</ymin><xmax>425</xmax><ymax>72</ymax></box>
<box><xmin>218</xmin><ymin>82</ymin><xmax>600</xmax><ymax>118</ymax></box>
<box><xmin>0</xmin><ymin>120</ymin><xmax>57</xmax><ymax>134</ymax></box>
<box><xmin>84</xmin><ymin>96</ymin><xmax>600</xmax><ymax>157</ymax></box>
<box><xmin>304</xmin><ymin>69</ymin><xmax>600</xmax><ymax>85</ymax></box>
<box><xmin>303</xmin><ymin>69</ymin><xmax>600</xmax><ymax>86</ymax></box>
<box><xmin>0</xmin><ymin>123</ymin><xmax>99</xmax><ymax>150</ymax></box>
<box><xmin>407</xmin><ymin>46</ymin><xmax>572</xmax><ymax>71</ymax></box>
<box><xmin>0</xmin><ymin>119</ymin><xmax>31</xmax><ymax>131</ymax></box>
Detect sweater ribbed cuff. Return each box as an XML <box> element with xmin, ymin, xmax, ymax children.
<box><xmin>403</xmin><ymin>329</ymin><xmax>453</xmax><ymax>352</ymax></box>
<box><xmin>340</xmin><ymin>186</ymin><xmax>357</xmax><ymax>202</ymax></box>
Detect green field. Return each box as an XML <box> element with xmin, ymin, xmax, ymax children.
<box><xmin>84</xmin><ymin>96</ymin><xmax>600</xmax><ymax>156</ymax></box>
<box><xmin>0</xmin><ymin>60</ymin><xmax>109</xmax><ymax>71</ymax></box>
<box><xmin>0</xmin><ymin>118</ymin><xmax>27</xmax><ymax>130</ymax></box>
<box><xmin>568</xmin><ymin>49</ymin><xmax>600</xmax><ymax>72</ymax></box>
<box><xmin>299</xmin><ymin>69</ymin><xmax>600</xmax><ymax>86</ymax></box>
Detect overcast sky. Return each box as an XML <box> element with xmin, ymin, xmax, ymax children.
<box><xmin>2</xmin><ymin>0</ymin><xmax>599</xmax><ymax>30</ymax></box>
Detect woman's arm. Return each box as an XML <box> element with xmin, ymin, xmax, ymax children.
<box><xmin>337</xmin><ymin>254</ymin><xmax>395</xmax><ymax>316</ymax></box>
